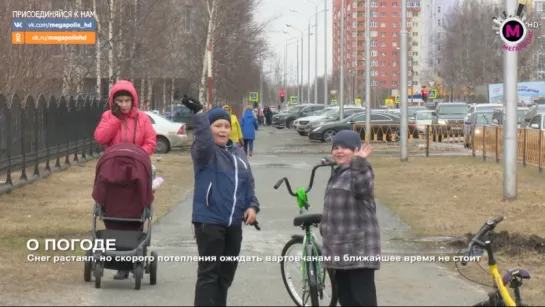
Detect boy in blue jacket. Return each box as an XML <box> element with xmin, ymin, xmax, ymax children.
<box><xmin>182</xmin><ymin>96</ymin><xmax>260</xmax><ymax>306</ymax></box>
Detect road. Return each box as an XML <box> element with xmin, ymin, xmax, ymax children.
<box><xmin>16</xmin><ymin>126</ymin><xmax>487</xmax><ymax>306</ymax></box>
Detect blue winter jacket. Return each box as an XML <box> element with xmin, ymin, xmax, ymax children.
<box><xmin>191</xmin><ymin>112</ymin><xmax>260</xmax><ymax>226</ymax></box>
<box><xmin>240</xmin><ymin>110</ymin><xmax>258</xmax><ymax>140</ymax></box>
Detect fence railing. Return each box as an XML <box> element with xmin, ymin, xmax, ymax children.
<box><xmin>0</xmin><ymin>94</ymin><xmax>109</xmax><ymax>194</ymax></box>
<box><xmin>352</xmin><ymin>123</ymin><xmax>545</xmax><ymax>172</ymax></box>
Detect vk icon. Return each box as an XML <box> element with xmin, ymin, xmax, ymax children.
<box><xmin>11</xmin><ymin>19</ymin><xmax>26</xmax><ymax>31</ymax></box>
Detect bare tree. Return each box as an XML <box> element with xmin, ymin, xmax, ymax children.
<box><xmin>436</xmin><ymin>1</ymin><xmax>539</xmax><ymax>101</ymax></box>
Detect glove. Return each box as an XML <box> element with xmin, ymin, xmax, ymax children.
<box><xmin>111</xmin><ymin>103</ymin><xmax>121</xmax><ymax>118</ymax></box>
<box><xmin>181</xmin><ymin>95</ymin><xmax>203</xmax><ymax>114</ymax></box>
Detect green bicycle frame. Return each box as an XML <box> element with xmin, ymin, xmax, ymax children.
<box><xmin>296</xmin><ymin>188</ymin><xmax>325</xmax><ymax>298</ymax></box>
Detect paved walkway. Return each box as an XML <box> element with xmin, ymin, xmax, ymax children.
<box><xmin>11</xmin><ymin>126</ymin><xmax>488</xmax><ymax>306</ymax></box>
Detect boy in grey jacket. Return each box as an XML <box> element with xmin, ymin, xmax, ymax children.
<box><xmin>319</xmin><ymin>130</ymin><xmax>379</xmax><ymax>306</ymax></box>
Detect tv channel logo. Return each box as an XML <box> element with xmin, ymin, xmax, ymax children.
<box><xmin>492</xmin><ymin>2</ymin><xmax>534</xmax><ymax>51</ymax></box>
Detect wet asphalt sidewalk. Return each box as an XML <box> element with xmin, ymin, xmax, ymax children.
<box><xmin>14</xmin><ymin>126</ymin><xmax>487</xmax><ymax>306</ymax></box>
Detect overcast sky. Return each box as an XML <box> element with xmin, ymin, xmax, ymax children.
<box><xmin>255</xmin><ymin>0</ymin><xmax>333</xmax><ymax>87</ymax></box>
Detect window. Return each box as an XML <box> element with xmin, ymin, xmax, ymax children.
<box><xmin>412</xmin><ymin>31</ymin><xmax>418</xmax><ymax>36</ymax></box>
<box><xmin>371</xmin><ymin>1</ymin><xmax>378</xmax><ymax>7</ymax></box>
<box><xmin>381</xmin><ymin>12</ymin><xmax>386</xmax><ymax>17</ymax></box>
<box><xmin>371</xmin><ymin>11</ymin><xmax>378</xmax><ymax>17</ymax></box>
<box><xmin>372</xmin><ymin>50</ymin><xmax>378</xmax><ymax>56</ymax></box>
<box><xmin>147</xmin><ymin>115</ymin><xmax>156</xmax><ymax>124</ymax></box>
<box><xmin>381</xmin><ymin>42</ymin><xmax>386</xmax><ymax>47</ymax></box>
<box><xmin>392</xmin><ymin>51</ymin><xmax>398</xmax><ymax>56</ymax></box>
<box><xmin>392</xmin><ymin>61</ymin><xmax>397</xmax><ymax>66</ymax></box>
<box><xmin>392</xmin><ymin>2</ymin><xmax>398</xmax><ymax>7</ymax></box>
<box><xmin>371</xmin><ymin>21</ymin><xmax>378</xmax><ymax>27</ymax></box>
<box><xmin>393</xmin><ymin>32</ymin><xmax>398</xmax><ymax>37</ymax></box>
<box><xmin>371</xmin><ymin>114</ymin><xmax>393</xmax><ymax>121</ymax></box>
<box><xmin>380</xmin><ymin>22</ymin><xmax>386</xmax><ymax>27</ymax></box>
<box><xmin>371</xmin><ymin>40</ymin><xmax>377</xmax><ymax>47</ymax></box>
<box><xmin>393</xmin><ymin>71</ymin><xmax>398</xmax><ymax>76</ymax></box>
<box><xmin>438</xmin><ymin>19</ymin><xmax>441</xmax><ymax>26</ymax></box>
<box><xmin>530</xmin><ymin>115</ymin><xmax>542</xmax><ymax>128</ymax></box>
<box><xmin>392</xmin><ymin>22</ymin><xmax>397</xmax><ymax>27</ymax></box>
<box><xmin>380</xmin><ymin>51</ymin><xmax>386</xmax><ymax>56</ymax></box>
<box><xmin>438</xmin><ymin>6</ymin><xmax>441</xmax><ymax>13</ymax></box>
<box><xmin>381</xmin><ymin>2</ymin><xmax>386</xmax><ymax>7</ymax></box>
<box><xmin>381</xmin><ymin>31</ymin><xmax>386</xmax><ymax>37</ymax></box>
<box><xmin>392</xmin><ymin>12</ymin><xmax>398</xmax><ymax>17</ymax></box>
<box><xmin>392</xmin><ymin>81</ymin><xmax>398</xmax><ymax>87</ymax></box>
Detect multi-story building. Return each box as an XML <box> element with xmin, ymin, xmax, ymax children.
<box><xmin>419</xmin><ymin>0</ymin><xmax>457</xmax><ymax>87</ymax></box>
<box><xmin>332</xmin><ymin>0</ymin><xmax>422</xmax><ymax>100</ymax></box>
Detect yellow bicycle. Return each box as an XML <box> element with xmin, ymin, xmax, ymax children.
<box><xmin>457</xmin><ymin>216</ymin><xmax>530</xmax><ymax>306</ymax></box>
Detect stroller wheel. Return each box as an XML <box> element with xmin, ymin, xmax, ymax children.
<box><xmin>150</xmin><ymin>251</ymin><xmax>158</xmax><ymax>285</ymax></box>
<box><xmin>94</xmin><ymin>262</ymin><xmax>102</xmax><ymax>289</ymax></box>
<box><xmin>134</xmin><ymin>264</ymin><xmax>143</xmax><ymax>290</ymax></box>
<box><xmin>84</xmin><ymin>250</ymin><xmax>93</xmax><ymax>282</ymax></box>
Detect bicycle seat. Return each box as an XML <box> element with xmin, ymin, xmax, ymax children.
<box><xmin>502</xmin><ymin>269</ymin><xmax>531</xmax><ymax>286</ymax></box>
<box><xmin>293</xmin><ymin>213</ymin><xmax>323</xmax><ymax>227</ymax></box>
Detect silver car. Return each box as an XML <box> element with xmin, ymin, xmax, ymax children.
<box><xmin>408</xmin><ymin>110</ymin><xmax>433</xmax><ymax>135</ymax></box>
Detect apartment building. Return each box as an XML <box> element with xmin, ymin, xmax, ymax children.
<box><xmin>332</xmin><ymin>0</ymin><xmax>422</xmax><ymax>96</ymax></box>
<box><xmin>419</xmin><ymin>0</ymin><xmax>457</xmax><ymax>86</ymax></box>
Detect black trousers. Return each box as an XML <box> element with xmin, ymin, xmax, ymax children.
<box><xmin>193</xmin><ymin>223</ymin><xmax>242</xmax><ymax>306</ymax></box>
<box><xmin>333</xmin><ymin>268</ymin><xmax>377</xmax><ymax>306</ymax></box>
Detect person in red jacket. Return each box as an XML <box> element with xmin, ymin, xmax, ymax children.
<box><xmin>94</xmin><ymin>80</ymin><xmax>156</xmax><ymax>156</ymax></box>
<box><xmin>93</xmin><ymin>80</ymin><xmax>157</xmax><ymax>280</ymax></box>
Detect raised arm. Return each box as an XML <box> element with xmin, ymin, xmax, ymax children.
<box><xmin>191</xmin><ymin>111</ymin><xmax>216</xmax><ymax>165</ymax></box>
<box><xmin>94</xmin><ymin>111</ymin><xmax>122</xmax><ymax>146</ymax></box>
<box><xmin>351</xmin><ymin>156</ymin><xmax>375</xmax><ymax>199</ymax></box>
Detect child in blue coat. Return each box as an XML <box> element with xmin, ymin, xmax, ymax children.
<box><xmin>240</xmin><ymin>106</ymin><xmax>259</xmax><ymax>156</ymax></box>
<box><xmin>181</xmin><ymin>97</ymin><xmax>261</xmax><ymax>306</ymax></box>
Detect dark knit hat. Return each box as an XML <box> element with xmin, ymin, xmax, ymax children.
<box><xmin>208</xmin><ymin>107</ymin><xmax>231</xmax><ymax>125</ymax></box>
<box><xmin>113</xmin><ymin>90</ymin><xmax>133</xmax><ymax>100</ymax></box>
<box><xmin>332</xmin><ymin>130</ymin><xmax>362</xmax><ymax>151</ymax></box>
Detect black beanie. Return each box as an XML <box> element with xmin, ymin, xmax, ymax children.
<box><xmin>332</xmin><ymin>130</ymin><xmax>362</xmax><ymax>151</ymax></box>
<box><xmin>208</xmin><ymin>107</ymin><xmax>231</xmax><ymax>125</ymax></box>
<box><xmin>114</xmin><ymin>90</ymin><xmax>133</xmax><ymax>100</ymax></box>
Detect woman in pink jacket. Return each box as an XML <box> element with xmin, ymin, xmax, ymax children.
<box><xmin>93</xmin><ymin>80</ymin><xmax>157</xmax><ymax>280</ymax></box>
<box><xmin>94</xmin><ymin>80</ymin><xmax>156</xmax><ymax>155</ymax></box>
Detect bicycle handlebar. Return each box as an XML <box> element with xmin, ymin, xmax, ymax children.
<box><xmin>461</xmin><ymin>216</ymin><xmax>504</xmax><ymax>265</ymax></box>
<box><xmin>273</xmin><ymin>157</ymin><xmax>336</xmax><ymax>196</ymax></box>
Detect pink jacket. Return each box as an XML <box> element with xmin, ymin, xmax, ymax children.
<box><xmin>93</xmin><ymin>80</ymin><xmax>157</xmax><ymax>156</ymax></box>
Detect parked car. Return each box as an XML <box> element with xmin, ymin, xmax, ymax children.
<box><xmin>272</xmin><ymin>104</ymin><xmax>325</xmax><ymax>128</ymax></box>
<box><xmin>490</xmin><ymin>106</ymin><xmax>529</xmax><ymax>128</ymax></box>
<box><xmin>464</xmin><ymin>103</ymin><xmax>503</xmax><ymax>123</ymax></box>
<box><xmin>171</xmin><ymin>105</ymin><xmax>195</xmax><ymax>129</ymax></box>
<box><xmin>295</xmin><ymin>106</ymin><xmax>364</xmax><ymax>136</ymax></box>
<box><xmin>431</xmin><ymin>102</ymin><xmax>469</xmax><ymax>141</ymax></box>
<box><xmin>309</xmin><ymin>112</ymin><xmax>400</xmax><ymax>143</ymax></box>
<box><xmin>521</xmin><ymin>104</ymin><xmax>545</xmax><ymax>128</ymax></box>
<box><xmin>526</xmin><ymin>112</ymin><xmax>545</xmax><ymax>131</ymax></box>
<box><xmin>144</xmin><ymin>111</ymin><xmax>189</xmax><ymax>153</ymax></box>
<box><xmin>408</xmin><ymin>110</ymin><xmax>433</xmax><ymax>136</ymax></box>
<box><xmin>293</xmin><ymin>107</ymin><xmax>337</xmax><ymax>136</ymax></box>
<box><xmin>463</xmin><ymin>110</ymin><xmax>494</xmax><ymax>148</ymax></box>
<box><xmin>306</xmin><ymin>108</ymin><xmax>368</xmax><ymax>134</ymax></box>
<box><xmin>407</xmin><ymin>106</ymin><xmax>428</xmax><ymax>119</ymax></box>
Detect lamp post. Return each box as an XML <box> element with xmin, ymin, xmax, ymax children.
<box><xmin>286</xmin><ymin>24</ymin><xmax>305</xmax><ymax>103</ymax></box>
<box><xmin>284</xmin><ymin>34</ymin><xmax>300</xmax><ymax>101</ymax></box>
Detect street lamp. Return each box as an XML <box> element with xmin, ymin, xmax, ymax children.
<box><xmin>284</xmin><ymin>34</ymin><xmax>300</xmax><ymax>101</ymax></box>
<box><xmin>286</xmin><ymin>24</ymin><xmax>305</xmax><ymax>103</ymax></box>
<box><xmin>289</xmin><ymin>9</ymin><xmax>324</xmax><ymax>104</ymax></box>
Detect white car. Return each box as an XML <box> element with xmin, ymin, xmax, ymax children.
<box><xmin>144</xmin><ymin>111</ymin><xmax>189</xmax><ymax>153</ymax></box>
<box><xmin>294</xmin><ymin>106</ymin><xmax>364</xmax><ymax>136</ymax></box>
<box><xmin>464</xmin><ymin>103</ymin><xmax>503</xmax><ymax>122</ymax></box>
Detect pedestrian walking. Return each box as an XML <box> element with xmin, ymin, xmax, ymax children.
<box><xmin>319</xmin><ymin>130</ymin><xmax>379</xmax><ymax>306</ymax></box>
<box><xmin>93</xmin><ymin>80</ymin><xmax>157</xmax><ymax>280</ymax></box>
<box><xmin>223</xmin><ymin>104</ymin><xmax>244</xmax><ymax>148</ymax></box>
<box><xmin>240</xmin><ymin>106</ymin><xmax>258</xmax><ymax>156</ymax></box>
<box><xmin>181</xmin><ymin>96</ymin><xmax>261</xmax><ymax>307</ymax></box>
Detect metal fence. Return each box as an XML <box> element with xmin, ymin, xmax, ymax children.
<box><xmin>0</xmin><ymin>94</ymin><xmax>109</xmax><ymax>194</ymax></box>
<box><xmin>352</xmin><ymin>123</ymin><xmax>545</xmax><ymax>172</ymax></box>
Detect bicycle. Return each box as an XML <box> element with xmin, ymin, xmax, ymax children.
<box><xmin>457</xmin><ymin>216</ymin><xmax>530</xmax><ymax>306</ymax></box>
<box><xmin>274</xmin><ymin>158</ymin><xmax>338</xmax><ymax>307</ymax></box>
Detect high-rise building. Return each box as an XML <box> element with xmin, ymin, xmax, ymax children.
<box><xmin>332</xmin><ymin>0</ymin><xmax>422</xmax><ymax>98</ymax></box>
<box><xmin>419</xmin><ymin>0</ymin><xmax>458</xmax><ymax>86</ymax></box>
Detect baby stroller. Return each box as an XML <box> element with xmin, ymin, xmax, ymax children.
<box><xmin>84</xmin><ymin>143</ymin><xmax>158</xmax><ymax>290</ymax></box>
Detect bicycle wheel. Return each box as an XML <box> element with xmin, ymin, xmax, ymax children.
<box><xmin>280</xmin><ymin>237</ymin><xmax>337</xmax><ymax>306</ymax></box>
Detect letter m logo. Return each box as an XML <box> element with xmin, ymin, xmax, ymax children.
<box><xmin>505</xmin><ymin>24</ymin><xmax>520</xmax><ymax>38</ymax></box>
